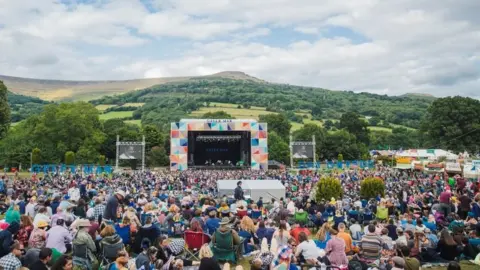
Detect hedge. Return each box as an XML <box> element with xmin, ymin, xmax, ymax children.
<box><xmin>313</xmin><ymin>177</ymin><xmax>343</xmax><ymax>202</ymax></box>
<box><xmin>360</xmin><ymin>177</ymin><xmax>385</xmax><ymax>199</ymax></box>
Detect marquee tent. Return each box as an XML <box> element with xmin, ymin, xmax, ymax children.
<box><xmin>395</xmin><ymin>149</ymin><xmax>458</xmax><ymax>160</ymax></box>
<box><xmin>217</xmin><ymin>180</ymin><xmax>286</xmax><ymax>201</ymax></box>
<box><xmin>463</xmin><ymin>164</ymin><xmax>480</xmax><ymax>179</ymax></box>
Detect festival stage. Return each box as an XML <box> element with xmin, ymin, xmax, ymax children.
<box><xmin>170</xmin><ymin>119</ymin><xmax>268</xmax><ymax>171</ymax></box>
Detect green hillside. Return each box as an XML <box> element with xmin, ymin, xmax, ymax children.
<box><xmin>7</xmin><ymin>90</ymin><xmax>50</xmax><ymax>123</ymax></box>
<box><xmin>91</xmin><ymin>78</ymin><xmax>433</xmax><ymax>131</ymax></box>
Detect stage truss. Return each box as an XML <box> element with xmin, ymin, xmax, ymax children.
<box><xmin>290</xmin><ymin>135</ymin><xmax>316</xmax><ymax>168</ymax></box>
<box><xmin>115</xmin><ymin>135</ymin><xmax>146</xmax><ymax>172</ymax></box>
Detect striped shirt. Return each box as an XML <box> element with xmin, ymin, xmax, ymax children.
<box><xmin>359</xmin><ymin>233</ymin><xmax>384</xmax><ymax>260</ymax></box>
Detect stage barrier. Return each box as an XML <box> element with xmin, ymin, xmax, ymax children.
<box><xmin>31</xmin><ymin>164</ymin><xmax>113</xmax><ymax>174</ymax></box>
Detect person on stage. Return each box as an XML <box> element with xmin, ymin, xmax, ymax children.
<box><xmin>234</xmin><ymin>181</ymin><xmax>244</xmax><ymax>201</ymax></box>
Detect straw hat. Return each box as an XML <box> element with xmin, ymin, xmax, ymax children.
<box><xmin>37</xmin><ymin>221</ymin><xmax>49</xmax><ymax>228</ymax></box>
<box><xmin>219</xmin><ymin>217</ymin><xmax>230</xmax><ymax>225</ymax></box>
<box><xmin>392</xmin><ymin>256</ymin><xmax>405</xmax><ymax>267</ymax></box>
<box><xmin>115</xmin><ymin>190</ymin><xmax>126</xmax><ymax>198</ymax></box>
<box><xmin>76</xmin><ymin>219</ymin><xmax>92</xmax><ymax>228</ymax></box>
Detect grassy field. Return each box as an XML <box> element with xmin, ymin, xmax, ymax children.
<box><xmin>191</xmin><ymin>103</ymin><xmax>340</xmax><ymax>132</ymax></box>
<box><xmin>124</xmin><ymin>120</ymin><xmax>141</xmax><ymax>126</ymax></box>
<box><xmin>99</xmin><ymin>111</ymin><xmax>134</xmax><ymax>120</ymax></box>
<box><xmin>190</xmin><ymin>106</ymin><xmax>275</xmax><ymax>119</ymax></box>
<box><xmin>95</xmin><ymin>104</ymin><xmax>117</xmax><ymax>111</ymax></box>
<box><xmin>368</xmin><ymin>126</ymin><xmax>394</xmax><ymax>132</ymax></box>
<box><xmin>122</xmin><ymin>103</ymin><xmax>145</xmax><ymax>107</ymax></box>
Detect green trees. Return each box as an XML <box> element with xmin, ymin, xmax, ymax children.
<box><xmin>267</xmin><ymin>132</ymin><xmax>290</xmax><ymax>164</ymax></box>
<box><xmin>292</xmin><ymin>123</ymin><xmax>326</xmax><ymax>159</ymax></box>
<box><xmin>339</xmin><ymin>112</ymin><xmax>370</xmax><ymax>145</ymax></box>
<box><xmin>360</xmin><ymin>177</ymin><xmax>385</xmax><ymax>199</ymax></box>
<box><xmin>0</xmin><ymin>81</ymin><xmax>11</xmax><ymax>139</ymax></box>
<box><xmin>201</xmin><ymin>111</ymin><xmax>234</xmax><ymax>119</ymax></box>
<box><xmin>323</xmin><ymin>130</ymin><xmax>367</xmax><ymax>160</ymax></box>
<box><xmin>143</xmin><ymin>125</ymin><xmax>169</xmax><ymax>167</ymax></box>
<box><xmin>313</xmin><ymin>177</ymin><xmax>343</xmax><ymax>202</ymax></box>
<box><xmin>0</xmin><ymin>102</ymin><xmax>106</xmax><ymax>166</ymax></box>
<box><xmin>259</xmin><ymin>114</ymin><xmax>291</xmax><ymax>141</ymax></box>
<box><xmin>422</xmin><ymin>96</ymin><xmax>480</xmax><ymax>153</ymax></box>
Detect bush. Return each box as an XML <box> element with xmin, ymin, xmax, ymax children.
<box><xmin>64</xmin><ymin>151</ymin><xmax>75</xmax><ymax>165</ymax></box>
<box><xmin>338</xmin><ymin>153</ymin><xmax>343</xmax><ymax>161</ymax></box>
<box><xmin>98</xmin><ymin>155</ymin><xmax>106</xmax><ymax>166</ymax></box>
<box><xmin>360</xmin><ymin>177</ymin><xmax>385</xmax><ymax>199</ymax></box>
<box><xmin>32</xmin><ymin>148</ymin><xmax>41</xmax><ymax>164</ymax></box>
<box><xmin>312</xmin><ymin>177</ymin><xmax>343</xmax><ymax>202</ymax></box>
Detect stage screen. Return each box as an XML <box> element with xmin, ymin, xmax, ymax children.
<box><xmin>292</xmin><ymin>144</ymin><xmax>314</xmax><ymax>159</ymax></box>
<box><xmin>188</xmin><ymin>131</ymin><xmax>251</xmax><ymax>166</ymax></box>
<box><xmin>118</xmin><ymin>144</ymin><xmax>143</xmax><ymax>160</ymax></box>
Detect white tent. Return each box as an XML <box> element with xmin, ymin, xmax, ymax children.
<box><xmin>463</xmin><ymin>164</ymin><xmax>480</xmax><ymax>178</ymax></box>
<box><xmin>217</xmin><ymin>180</ymin><xmax>286</xmax><ymax>201</ymax></box>
<box><xmin>395</xmin><ymin>149</ymin><xmax>458</xmax><ymax>159</ymax></box>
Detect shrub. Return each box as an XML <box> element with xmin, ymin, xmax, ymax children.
<box><xmin>32</xmin><ymin>148</ymin><xmax>41</xmax><ymax>164</ymax></box>
<box><xmin>338</xmin><ymin>153</ymin><xmax>344</xmax><ymax>161</ymax></box>
<box><xmin>98</xmin><ymin>155</ymin><xmax>106</xmax><ymax>166</ymax></box>
<box><xmin>312</xmin><ymin>177</ymin><xmax>343</xmax><ymax>202</ymax></box>
<box><xmin>64</xmin><ymin>151</ymin><xmax>75</xmax><ymax>165</ymax></box>
<box><xmin>360</xmin><ymin>177</ymin><xmax>385</xmax><ymax>199</ymax></box>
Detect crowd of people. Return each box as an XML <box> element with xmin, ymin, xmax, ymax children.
<box><xmin>0</xmin><ymin>165</ymin><xmax>478</xmax><ymax>270</ymax></box>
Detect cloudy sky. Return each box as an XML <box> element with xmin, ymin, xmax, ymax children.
<box><xmin>0</xmin><ymin>0</ymin><xmax>479</xmax><ymax>97</ymax></box>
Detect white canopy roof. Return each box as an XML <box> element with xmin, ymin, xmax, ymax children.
<box><xmin>395</xmin><ymin>149</ymin><xmax>458</xmax><ymax>159</ymax></box>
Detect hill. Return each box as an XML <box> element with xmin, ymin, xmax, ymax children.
<box><xmin>401</xmin><ymin>93</ymin><xmax>437</xmax><ymax>101</ymax></box>
<box><xmin>6</xmin><ymin>90</ymin><xmax>50</xmax><ymax>123</ymax></box>
<box><xmin>90</xmin><ymin>77</ymin><xmax>433</xmax><ymax>130</ymax></box>
<box><xmin>0</xmin><ymin>71</ymin><xmax>263</xmax><ymax>101</ymax></box>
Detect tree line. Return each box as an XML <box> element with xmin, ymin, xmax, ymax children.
<box><xmin>1</xmin><ymin>80</ymin><xmax>480</xmax><ymax>168</ymax></box>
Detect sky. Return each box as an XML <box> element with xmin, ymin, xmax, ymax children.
<box><xmin>0</xmin><ymin>0</ymin><xmax>479</xmax><ymax>98</ymax></box>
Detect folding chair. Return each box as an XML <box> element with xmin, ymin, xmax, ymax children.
<box><xmin>237</xmin><ymin>209</ymin><xmax>248</xmax><ymax>219</ymax></box>
<box><xmin>211</xmin><ymin>230</ymin><xmax>237</xmax><ymax>263</ymax></box>
<box><xmin>184</xmin><ymin>231</ymin><xmax>211</xmax><ymax>260</ymax></box>
<box><xmin>100</xmin><ymin>241</ymin><xmax>125</xmax><ymax>267</ymax></box>
<box><xmin>294</xmin><ymin>211</ymin><xmax>309</xmax><ymax>226</ymax></box>
<box><xmin>250</xmin><ymin>210</ymin><xmax>262</xmax><ymax>220</ymax></box>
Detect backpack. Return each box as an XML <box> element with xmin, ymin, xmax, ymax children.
<box><xmin>348</xmin><ymin>259</ymin><xmax>367</xmax><ymax>270</ymax></box>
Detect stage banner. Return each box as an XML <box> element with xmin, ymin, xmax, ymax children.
<box><xmin>337</xmin><ymin>161</ymin><xmax>343</xmax><ymax>169</ymax></box>
<box><xmin>292</xmin><ymin>144</ymin><xmax>314</xmax><ymax>159</ymax></box>
<box><xmin>118</xmin><ymin>144</ymin><xmax>143</xmax><ymax>160</ymax></box>
<box><xmin>327</xmin><ymin>161</ymin><xmax>334</xmax><ymax>169</ymax></box>
<box><xmin>345</xmin><ymin>161</ymin><xmax>351</xmax><ymax>168</ymax></box>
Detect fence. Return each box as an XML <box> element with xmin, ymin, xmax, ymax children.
<box><xmin>296</xmin><ymin>160</ymin><xmax>375</xmax><ymax>169</ymax></box>
<box><xmin>31</xmin><ymin>164</ymin><xmax>113</xmax><ymax>174</ymax></box>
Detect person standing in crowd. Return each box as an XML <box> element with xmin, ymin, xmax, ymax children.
<box><xmin>234</xmin><ymin>181</ymin><xmax>244</xmax><ymax>201</ymax></box>
<box><xmin>104</xmin><ymin>190</ymin><xmax>125</xmax><ymax>222</ymax></box>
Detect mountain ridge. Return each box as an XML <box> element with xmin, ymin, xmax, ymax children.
<box><xmin>1</xmin><ymin>71</ymin><xmax>436</xmax><ymax>101</ymax></box>
<box><xmin>0</xmin><ymin>71</ymin><xmax>263</xmax><ymax>101</ymax></box>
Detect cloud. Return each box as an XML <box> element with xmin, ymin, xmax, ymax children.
<box><xmin>294</xmin><ymin>27</ymin><xmax>319</xmax><ymax>35</ymax></box>
<box><xmin>0</xmin><ymin>0</ymin><xmax>478</xmax><ymax>98</ymax></box>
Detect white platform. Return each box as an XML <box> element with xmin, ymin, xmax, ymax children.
<box><xmin>217</xmin><ymin>180</ymin><xmax>286</xmax><ymax>201</ymax></box>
